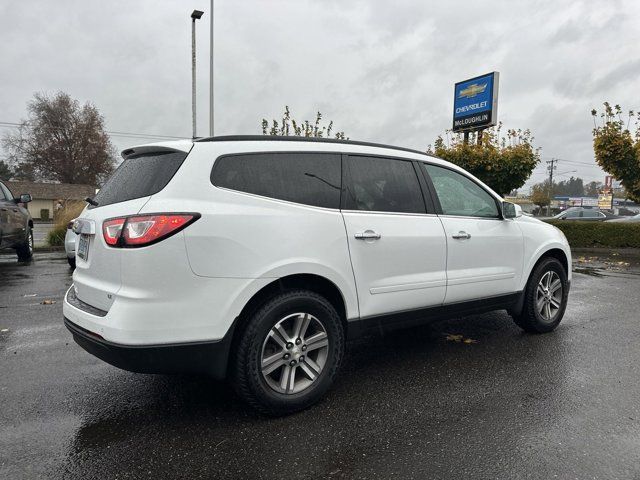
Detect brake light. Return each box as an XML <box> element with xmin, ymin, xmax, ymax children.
<box><xmin>102</xmin><ymin>213</ymin><xmax>199</xmax><ymax>248</ymax></box>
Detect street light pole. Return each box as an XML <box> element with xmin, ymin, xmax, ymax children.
<box><xmin>209</xmin><ymin>0</ymin><xmax>214</xmax><ymax>137</ymax></box>
<box><xmin>191</xmin><ymin>10</ymin><xmax>204</xmax><ymax>139</ymax></box>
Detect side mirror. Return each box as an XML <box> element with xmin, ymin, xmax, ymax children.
<box><xmin>502</xmin><ymin>201</ymin><xmax>521</xmax><ymax>219</ymax></box>
<box><xmin>514</xmin><ymin>204</ymin><xmax>523</xmax><ymax>218</ymax></box>
<box><xmin>17</xmin><ymin>193</ymin><xmax>32</xmax><ymax>204</ymax></box>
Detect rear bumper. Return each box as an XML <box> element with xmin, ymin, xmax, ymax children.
<box><xmin>64</xmin><ymin>317</ymin><xmax>234</xmax><ymax>379</ymax></box>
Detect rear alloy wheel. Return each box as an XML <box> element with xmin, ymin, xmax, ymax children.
<box><xmin>511</xmin><ymin>257</ymin><xmax>568</xmax><ymax>333</ymax></box>
<box><xmin>233</xmin><ymin>290</ymin><xmax>344</xmax><ymax>416</ymax></box>
<box><xmin>16</xmin><ymin>228</ymin><xmax>33</xmax><ymax>262</ymax></box>
<box><xmin>260</xmin><ymin>312</ymin><xmax>330</xmax><ymax>395</ymax></box>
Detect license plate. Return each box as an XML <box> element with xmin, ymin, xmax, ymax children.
<box><xmin>77</xmin><ymin>234</ymin><xmax>90</xmax><ymax>261</ymax></box>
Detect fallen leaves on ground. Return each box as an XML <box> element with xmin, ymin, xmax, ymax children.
<box><xmin>445</xmin><ymin>333</ymin><xmax>478</xmax><ymax>344</ymax></box>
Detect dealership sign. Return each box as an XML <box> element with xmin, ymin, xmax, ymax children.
<box><xmin>453</xmin><ymin>72</ymin><xmax>499</xmax><ymax>132</ymax></box>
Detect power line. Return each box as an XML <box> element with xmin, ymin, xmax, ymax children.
<box><xmin>0</xmin><ymin>121</ymin><xmax>186</xmax><ymax>141</ymax></box>
<box><xmin>547</xmin><ymin>157</ymin><xmax>600</xmax><ymax>167</ymax></box>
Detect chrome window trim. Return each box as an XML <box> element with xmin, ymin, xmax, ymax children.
<box><xmin>436</xmin><ymin>214</ymin><xmax>504</xmax><ymax>221</ymax></box>
<box><xmin>340</xmin><ymin>209</ymin><xmax>438</xmax><ymax>218</ymax></box>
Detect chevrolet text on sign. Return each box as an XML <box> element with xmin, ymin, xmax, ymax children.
<box><xmin>452</xmin><ymin>72</ymin><xmax>499</xmax><ymax>132</ymax></box>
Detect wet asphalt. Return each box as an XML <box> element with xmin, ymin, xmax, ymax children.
<box><xmin>1</xmin><ymin>252</ymin><xmax>639</xmax><ymax>479</ymax></box>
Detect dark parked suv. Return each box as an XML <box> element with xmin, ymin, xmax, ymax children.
<box><xmin>0</xmin><ymin>180</ymin><xmax>33</xmax><ymax>261</ymax></box>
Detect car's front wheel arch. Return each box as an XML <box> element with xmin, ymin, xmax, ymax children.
<box><xmin>511</xmin><ymin>248</ymin><xmax>569</xmax><ymax>318</ymax></box>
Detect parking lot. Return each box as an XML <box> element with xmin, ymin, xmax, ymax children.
<box><xmin>1</xmin><ymin>252</ymin><xmax>639</xmax><ymax>479</ymax></box>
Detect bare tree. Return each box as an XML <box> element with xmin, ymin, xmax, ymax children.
<box><xmin>262</xmin><ymin>106</ymin><xmax>347</xmax><ymax>139</ymax></box>
<box><xmin>0</xmin><ymin>160</ymin><xmax>12</xmax><ymax>180</ymax></box>
<box><xmin>2</xmin><ymin>92</ymin><xmax>116</xmax><ymax>185</ymax></box>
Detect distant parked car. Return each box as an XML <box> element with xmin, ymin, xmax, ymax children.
<box><xmin>0</xmin><ymin>180</ymin><xmax>33</xmax><ymax>261</ymax></box>
<box><xmin>607</xmin><ymin>213</ymin><xmax>640</xmax><ymax>223</ymax></box>
<box><xmin>65</xmin><ymin>219</ymin><xmax>78</xmax><ymax>268</ymax></box>
<box><xmin>552</xmin><ymin>208</ymin><xmax>616</xmax><ymax>221</ymax></box>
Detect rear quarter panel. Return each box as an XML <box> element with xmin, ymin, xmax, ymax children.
<box><xmin>140</xmin><ymin>142</ymin><xmax>360</xmax><ymax>320</ymax></box>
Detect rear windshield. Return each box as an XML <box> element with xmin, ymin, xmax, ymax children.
<box><xmin>91</xmin><ymin>151</ymin><xmax>187</xmax><ymax>208</ymax></box>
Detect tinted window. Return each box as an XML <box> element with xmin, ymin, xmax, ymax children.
<box><xmin>582</xmin><ymin>210</ymin><xmax>602</xmax><ymax>218</ymax></box>
<box><xmin>92</xmin><ymin>151</ymin><xmax>188</xmax><ymax>208</ymax></box>
<box><xmin>211</xmin><ymin>153</ymin><xmax>341</xmax><ymax>209</ymax></box>
<box><xmin>0</xmin><ymin>182</ymin><xmax>12</xmax><ymax>201</ymax></box>
<box><xmin>565</xmin><ymin>210</ymin><xmax>581</xmax><ymax>218</ymax></box>
<box><xmin>345</xmin><ymin>156</ymin><xmax>425</xmax><ymax>213</ymax></box>
<box><xmin>423</xmin><ymin>164</ymin><xmax>499</xmax><ymax>218</ymax></box>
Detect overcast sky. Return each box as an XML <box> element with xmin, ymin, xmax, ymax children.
<box><xmin>2</xmin><ymin>0</ymin><xmax>639</xmax><ymax>190</ymax></box>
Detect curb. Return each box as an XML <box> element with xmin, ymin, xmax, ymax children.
<box><xmin>34</xmin><ymin>246</ymin><xmax>65</xmax><ymax>253</ymax></box>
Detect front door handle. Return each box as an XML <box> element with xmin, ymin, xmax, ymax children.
<box><xmin>452</xmin><ymin>231</ymin><xmax>471</xmax><ymax>240</ymax></box>
<box><xmin>354</xmin><ymin>230</ymin><xmax>381</xmax><ymax>240</ymax></box>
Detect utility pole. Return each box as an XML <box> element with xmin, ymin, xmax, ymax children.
<box><xmin>191</xmin><ymin>10</ymin><xmax>204</xmax><ymax>139</ymax></box>
<box><xmin>546</xmin><ymin>158</ymin><xmax>557</xmax><ymax>216</ymax></box>
<box><xmin>209</xmin><ymin>0</ymin><xmax>214</xmax><ymax>137</ymax></box>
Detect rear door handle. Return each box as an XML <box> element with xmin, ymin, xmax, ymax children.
<box><xmin>452</xmin><ymin>231</ymin><xmax>471</xmax><ymax>240</ymax></box>
<box><xmin>354</xmin><ymin>230</ymin><xmax>381</xmax><ymax>240</ymax></box>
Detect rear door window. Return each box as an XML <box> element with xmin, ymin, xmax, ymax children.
<box><xmin>211</xmin><ymin>152</ymin><xmax>341</xmax><ymax>209</ymax></box>
<box><xmin>344</xmin><ymin>156</ymin><xmax>426</xmax><ymax>214</ymax></box>
<box><xmin>92</xmin><ymin>151</ymin><xmax>188</xmax><ymax>208</ymax></box>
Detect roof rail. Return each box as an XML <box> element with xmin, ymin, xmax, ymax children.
<box><xmin>194</xmin><ymin>135</ymin><xmax>431</xmax><ymax>157</ymax></box>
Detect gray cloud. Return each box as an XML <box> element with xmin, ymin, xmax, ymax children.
<box><xmin>2</xmin><ymin>0</ymin><xmax>640</xmax><ymax>187</ymax></box>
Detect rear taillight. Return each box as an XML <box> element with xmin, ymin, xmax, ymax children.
<box><xmin>102</xmin><ymin>213</ymin><xmax>199</xmax><ymax>248</ymax></box>
<box><xmin>102</xmin><ymin>218</ymin><xmax>125</xmax><ymax>246</ymax></box>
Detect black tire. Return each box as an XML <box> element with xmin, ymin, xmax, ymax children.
<box><xmin>512</xmin><ymin>257</ymin><xmax>569</xmax><ymax>333</ymax></box>
<box><xmin>16</xmin><ymin>228</ymin><xmax>33</xmax><ymax>262</ymax></box>
<box><xmin>67</xmin><ymin>256</ymin><xmax>76</xmax><ymax>269</ymax></box>
<box><xmin>232</xmin><ymin>290</ymin><xmax>345</xmax><ymax>416</ymax></box>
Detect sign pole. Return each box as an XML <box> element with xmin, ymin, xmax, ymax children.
<box><xmin>463</xmin><ymin>131</ymin><xmax>469</xmax><ymax>145</ymax></box>
<box><xmin>477</xmin><ymin>129</ymin><xmax>484</xmax><ymax>146</ymax></box>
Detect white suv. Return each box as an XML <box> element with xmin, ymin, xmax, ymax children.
<box><xmin>63</xmin><ymin>136</ymin><xmax>571</xmax><ymax>415</ymax></box>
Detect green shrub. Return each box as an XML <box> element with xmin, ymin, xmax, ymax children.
<box><xmin>46</xmin><ymin>202</ymin><xmax>85</xmax><ymax>247</ymax></box>
<box><xmin>40</xmin><ymin>209</ymin><xmax>50</xmax><ymax>221</ymax></box>
<box><xmin>47</xmin><ymin>226</ymin><xmax>66</xmax><ymax>247</ymax></box>
<box><xmin>546</xmin><ymin>220</ymin><xmax>640</xmax><ymax>248</ymax></box>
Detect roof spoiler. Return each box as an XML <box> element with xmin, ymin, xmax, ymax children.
<box><xmin>120</xmin><ymin>140</ymin><xmax>194</xmax><ymax>160</ymax></box>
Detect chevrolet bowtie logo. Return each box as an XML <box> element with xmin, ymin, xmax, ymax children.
<box><xmin>458</xmin><ymin>83</ymin><xmax>487</xmax><ymax>99</ymax></box>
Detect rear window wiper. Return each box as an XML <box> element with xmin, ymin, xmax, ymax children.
<box><xmin>85</xmin><ymin>197</ymin><xmax>99</xmax><ymax>207</ymax></box>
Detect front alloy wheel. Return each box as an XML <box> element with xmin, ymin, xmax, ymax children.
<box><xmin>536</xmin><ymin>271</ymin><xmax>563</xmax><ymax>322</ymax></box>
<box><xmin>511</xmin><ymin>256</ymin><xmax>568</xmax><ymax>333</ymax></box>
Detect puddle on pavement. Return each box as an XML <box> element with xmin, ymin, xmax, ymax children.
<box><xmin>573</xmin><ymin>267</ymin><xmax>605</xmax><ymax>277</ymax></box>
